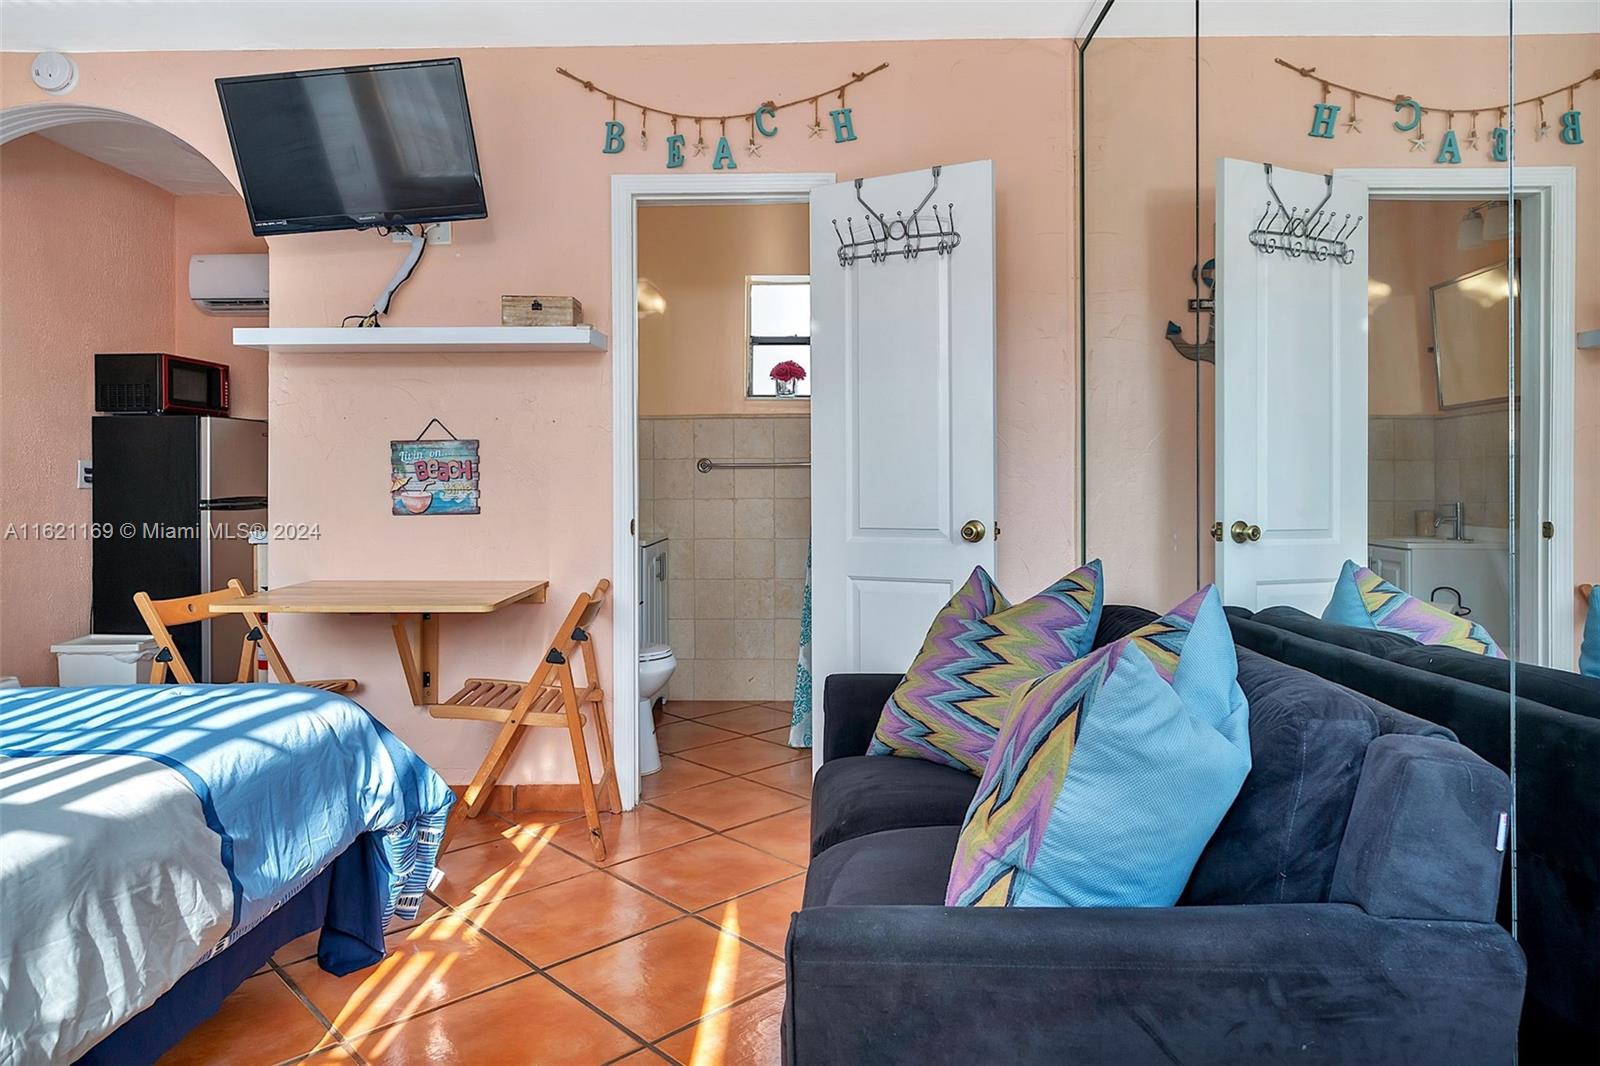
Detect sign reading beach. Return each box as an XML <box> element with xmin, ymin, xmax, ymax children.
<box><xmin>390</xmin><ymin>438</ymin><xmax>481</xmax><ymax>516</ymax></box>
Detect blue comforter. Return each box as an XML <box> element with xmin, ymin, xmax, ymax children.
<box><xmin>0</xmin><ymin>684</ymin><xmax>455</xmax><ymax>1064</ymax></box>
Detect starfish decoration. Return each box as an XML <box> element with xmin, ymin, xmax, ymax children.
<box><xmin>1536</xmin><ymin>121</ymin><xmax>1552</xmax><ymax>140</ymax></box>
<box><xmin>640</xmin><ymin>130</ymin><xmax>648</xmax><ymax>150</ymax></box>
<box><xmin>1466</xmin><ymin>131</ymin><xmax>1480</xmax><ymax>150</ymax></box>
<box><xmin>746</xmin><ymin>139</ymin><xmax>762</xmax><ymax>158</ymax></box>
<box><xmin>692</xmin><ymin>138</ymin><xmax>708</xmax><ymax>157</ymax></box>
<box><xmin>1408</xmin><ymin>133</ymin><xmax>1428</xmax><ymax>152</ymax></box>
<box><xmin>808</xmin><ymin>119</ymin><xmax>825</xmax><ymax>138</ymax></box>
<box><xmin>1344</xmin><ymin>113</ymin><xmax>1362</xmax><ymax>133</ymax></box>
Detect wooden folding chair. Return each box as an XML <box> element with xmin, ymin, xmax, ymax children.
<box><xmin>133</xmin><ymin>579</ymin><xmax>358</xmax><ymax>693</ymax></box>
<box><xmin>427</xmin><ymin>580</ymin><xmax>621</xmax><ymax>860</ymax></box>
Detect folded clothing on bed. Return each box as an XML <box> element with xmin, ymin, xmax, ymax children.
<box><xmin>0</xmin><ymin>684</ymin><xmax>455</xmax><ymax>1065</ymax></box>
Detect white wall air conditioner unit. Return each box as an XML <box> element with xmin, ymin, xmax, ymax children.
<box><xmin>189</xmin><ymin>254</ymin><xmax>268</xmax><ymax>316</ymax></box>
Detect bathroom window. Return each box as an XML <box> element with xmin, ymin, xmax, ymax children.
<box><xmin>747</xmin><ymin>275</ymin><xmax>811</xmax><ymax>398</ymax></box>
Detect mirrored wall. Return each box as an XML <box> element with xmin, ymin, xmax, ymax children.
<box><xmin>1081</xmin><ymin>4</ymin><xmax>1595</xmax><ymax>1060</ymax></box>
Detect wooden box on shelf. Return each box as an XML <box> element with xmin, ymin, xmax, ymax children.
<box><xmin>501</xmin><ymin>295</ymin><xmax>583</xmax><ymax>327</ymax></box>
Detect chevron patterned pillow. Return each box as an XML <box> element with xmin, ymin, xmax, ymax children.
<box><xmin>947</xmin><ymin>585</ymin><xmax>1251</xmax><ymax>908</ymax></box>
<box><xmin>868</xmin><ymin>560</ymin><xmax>1104</xmax><ymax>775</ymax></box>
<box><xmin>1323</xmin><ymin>560</ymin><xmax>1505</xmax><ymax>658</ymax></box>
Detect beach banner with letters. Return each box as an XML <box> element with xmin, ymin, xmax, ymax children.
<box><xmin>391</xmin><ymin>438</ymin><xmax>481</xmax><ymax>516</ymax></box>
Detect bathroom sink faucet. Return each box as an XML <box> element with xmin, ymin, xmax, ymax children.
<box><xmin>1435</xmin><ymin>501</ymin><xmax>1466</xmax><ymax>541</ymax></box>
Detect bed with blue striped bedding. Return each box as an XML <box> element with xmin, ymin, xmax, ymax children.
<box><xmin>0</xmin><ymin>684</ymin><xmax>454</xmax><ymax>1065</ymax></box>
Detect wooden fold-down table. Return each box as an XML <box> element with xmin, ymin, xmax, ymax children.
<box><xmin>210</xmin><ymin>580</ymin><xmax>548</xmax><ymax>705</ymax></box>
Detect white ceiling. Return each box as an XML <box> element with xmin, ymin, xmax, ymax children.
<box><xmin>37</xmin><ymin>120</ymin><xmax>234</xmax><ymax>194</ymax></box>
<box><xmin>0</xmin><ymin>0</ymin><xmax>1593</xmax><ymax>53</ymax></box>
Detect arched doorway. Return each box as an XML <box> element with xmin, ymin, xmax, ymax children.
<box><xmin>0</xmin><ymin>103</ymin><xmax>266</xmax><ymax>686</ymax></box>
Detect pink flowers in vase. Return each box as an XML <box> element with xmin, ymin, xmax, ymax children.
<box><xmin>770</xmin><ymin>360</ymin><xmax>807</xmax><ymax>397</ymax></box>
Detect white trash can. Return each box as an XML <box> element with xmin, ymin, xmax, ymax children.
<box><xmin>51</xmin><ymin>635</ymin><xmax>159</xmax><ymax>686</ymax></box>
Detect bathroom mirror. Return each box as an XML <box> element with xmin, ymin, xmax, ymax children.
<box><xmin>1432</xmin><ymin>260</ymin><xmax>1521</xmax><ymax>409</ymax></box>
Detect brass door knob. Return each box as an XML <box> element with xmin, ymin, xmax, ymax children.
<box><xmin>960</xmin><ymin>519</ymin><xmax>987</xmax><ymax>543</ymax></box>
<box><xmin>1230</xmin><ymin>520</ymin><xmax>1262</xmax><ymax>544</ymax></box>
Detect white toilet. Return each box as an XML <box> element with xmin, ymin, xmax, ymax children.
<box><xmin>637</xmin><ymin>643</ymin><xmax>677</xmax><ymax>776</ymax></box>
<box><xmin>638</xmin><ymin>535</ymin><xmax>676</xmax><ymax>776</ymax></box>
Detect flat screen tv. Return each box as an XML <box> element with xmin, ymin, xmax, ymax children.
<box><xmin>217</xmin><ymin>58</ymin><xmax>487</xmax><ymax>236</ymax></box>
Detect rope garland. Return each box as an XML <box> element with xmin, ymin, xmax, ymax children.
<box><xmin>555</xmin><ymin>62</ymin><xmax>889</xmax><ymax>125</ymax></box>
<box><xmin>1276</xmin><ymin>58</ymin><xmax>1600</xmax><ymax>118</ymax></box>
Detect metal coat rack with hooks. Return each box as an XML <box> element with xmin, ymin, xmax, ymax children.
<box><xmin>833</xmin><ymin>165</ymin><xmax>961</xmax><ymax>267</ymax></box>
<box><xmin>1248</xmin><ymin>164</ymin><xmax>1363</xmax><ymax>265</ymax></box>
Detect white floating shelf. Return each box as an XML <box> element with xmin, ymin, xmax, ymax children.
<box><xmin>233</xmin><ymin>326</ymin><xmax>607</xmax><ymax>355</ymax></box>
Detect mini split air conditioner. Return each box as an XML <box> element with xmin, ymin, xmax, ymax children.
<box><xmin>188</xmin><ymin>254</ymin><xmax>268</xmax><ymax>315</ymax></box>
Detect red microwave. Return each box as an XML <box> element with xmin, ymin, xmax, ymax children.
<box><xmin>95</xmin><ymin>353</ymin><xmax>230</xmax><ymax>416</ymax></box>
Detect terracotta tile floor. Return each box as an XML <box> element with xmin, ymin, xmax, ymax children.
<box><xmin>160</xmin><ymin>700</ymin><xmax>809</xmax><ymax>1066</ymax></box>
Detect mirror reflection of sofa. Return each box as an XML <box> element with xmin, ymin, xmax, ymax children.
<box><xmin>1228</xmin><ymin>605</ymin><xmax>1600</xmax><ymax>1064</ymax></box>
<box><xmin>783</xmin><ymin>606</ymin><xmax>1526</xmax><ymax>1064</ymax></box>
<box><xmin>1240</xmin><ymin>605</ymin><xmax>1600</xmax><ymax>720</ymax></box>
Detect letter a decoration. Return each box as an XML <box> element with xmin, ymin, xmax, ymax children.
<box><xmin>557</xmin><ymin>63</ymin><xmax>889</xmax><ymax>169</ymax></box>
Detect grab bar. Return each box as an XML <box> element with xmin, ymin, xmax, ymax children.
<box><xmin>696</xmin><ymin>458</ymin><xmax>810</xmax><ymax>472</ymax></box>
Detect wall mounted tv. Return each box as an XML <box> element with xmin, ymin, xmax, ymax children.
<box><xmin>217</xmin><ymin>58</ymin><xmax>487</xmax><ymax>236</ymax></box>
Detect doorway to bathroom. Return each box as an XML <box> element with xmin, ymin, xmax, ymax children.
<box><xmin>1350</xmin><ymin>168</ymin><xmax>1577</xmax><ymax>669</ymax></box>
<box><xmin>1366</xmin><ymin>196</ymin><xmax>1519</xmax><ymax>651</ymax></box>
<box><xmin>609</xmin><ymin>172</ymin><xmax>833</xmax><ymax>809</ymax></box>
<box><xmin>633</xmin><ymin>200</ymin><xmax>815</xmax><ymax>784</ymax></box>
<box><xmin>611</xmin><ymin>165</ymin><xmax>1001</xmax><ymax>807</ymax></box>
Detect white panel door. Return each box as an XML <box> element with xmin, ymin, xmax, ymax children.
<box><xmin>1216</xmin><ymin>159</ymin><xmax>1368</xmax><ymax>612</ymax></box>
<box><xmin>810</xmin><ymin>161</ymin><xmax>996</xmax><ymax>762</ymax></box>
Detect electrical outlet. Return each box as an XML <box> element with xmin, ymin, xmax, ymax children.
<box><xmin>76</xmin><ymin>459</ymin><xmax>92</xmax><ymax>489</ymax></box>
<box><xmin>392</xmin><ymin>222</ymin><xmax>451</xmax><ymax>246</ymax></box>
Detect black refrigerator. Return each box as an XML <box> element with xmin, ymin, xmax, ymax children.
<box><xmin>92</xmin><ymin>415</ymin><xmax>268</xmax><ymax>682</ymax></box>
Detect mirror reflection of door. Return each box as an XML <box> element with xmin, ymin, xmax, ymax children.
<box><xmin>1213</xmin><ymin>159</ymin><xmax>1370</xmax><ymax>614</ymax></box>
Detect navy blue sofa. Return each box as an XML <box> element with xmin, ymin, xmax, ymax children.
<box><xmin>783</xmin><ymin>607</ymin><xmax>1526</xmax><ymax>1065</ymax></box>
<box><xmin>1231</xmin><ymin>605</ymin><xmax>1600</xmax><ymax>1063</ymax></box>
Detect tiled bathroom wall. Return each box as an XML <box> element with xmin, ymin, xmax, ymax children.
<box><xmin>1369</xmin><ymin>409</ymin><xmax>1513</xmax><ymax>539</ymax></box>
<box><xmin>639</xmin><ymin>415</ymin><xmax>810</xmax><ymax>702</ymax></box>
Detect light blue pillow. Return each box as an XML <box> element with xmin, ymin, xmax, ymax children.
<box><xmin>947</xmin><ymin>586</ymin><xmax>1252</xmax><ymax>908</ymax></box>
<box><xmin>1581</xmin><ymin>587</ymin><xmax>1600</xmax><ymax>679</ymax></box>
<box><xmin>1322</xmin><ymin>561</ymin><xmax>1371</xmax><ymax>627</ymax></box>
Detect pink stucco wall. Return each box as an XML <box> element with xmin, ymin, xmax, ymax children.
<box><xmin>0</xmin><ymin>136</ymin><xmax>266</xmax><ymax>684</ymax></box>
<box><xmin>0</xmin><ymin>136</ymin><xmax>176</xmax><ymax>684</ymax></box>
<box><xmin>637</xmin><ymin>202</ymin><xmax>811</xmax><ymax>418</ymax></box>
<box><xmin>1</xmin><ymin>40</ymin><xmax>1077</xmax><ymax>782</ymax></box>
